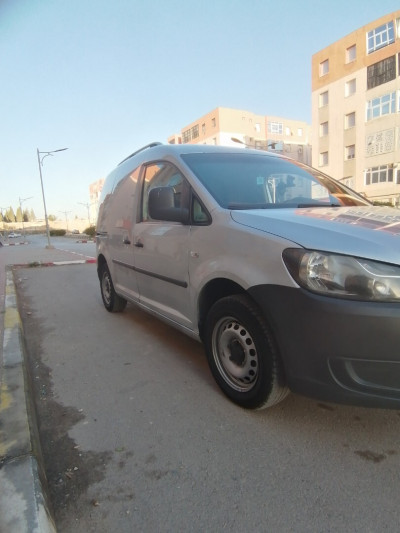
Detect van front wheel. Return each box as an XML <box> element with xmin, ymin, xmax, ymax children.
<box><xmin>204</xmin><ymin>295</ymin><xmax>288</xmax><ymax>409</ymax></box>
<box><xmin>100</xmin><ymin>264</ymin><xmax>127</xmax><ymax>313</ymax></box>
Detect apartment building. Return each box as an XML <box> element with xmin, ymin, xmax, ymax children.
<box><xmin>89</xmin><ymin>178</ymin><xmax>105</xmax><ymax>224</ymax></box>
<box><xmin>168</xmin><ymin>107</ymin><xmax>312</xmax><ymax>165</ymax></box>
<box><xmin>312</xmin><ymin>10</ymin><xmax>400</xmax><ymax>205</ymax></box>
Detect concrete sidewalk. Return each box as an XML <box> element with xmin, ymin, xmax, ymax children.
<box><xmin>0</xmin><ymin>238</ymin><xmax>96</xmax><ymax>532</ymax></box>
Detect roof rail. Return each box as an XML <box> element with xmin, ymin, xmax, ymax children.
<box><xmin>118</xmin><ymin>142</ymin><xmax>162</xmax><ymax>166</ymax></box>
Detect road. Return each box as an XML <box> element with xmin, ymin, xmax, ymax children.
<box><xmin>9</xmin><ymin>235</ymin><xmax>400</xmax><ymax>532</ymax></box>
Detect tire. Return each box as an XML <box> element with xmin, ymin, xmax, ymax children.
<box><xmin>204</xmin><ymin>294</ymin><xmax>289</xmax><ymax>409</ymax></box>
<box><xmin>100</xmin><ymin>263</ymin><xmax>127</xmax><ymax>313</ymax></box>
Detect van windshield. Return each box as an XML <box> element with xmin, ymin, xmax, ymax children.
<box><xmin>181</xmin><ymin>152</ymin><xmax>371</xmax><ymax>209</ymax></box>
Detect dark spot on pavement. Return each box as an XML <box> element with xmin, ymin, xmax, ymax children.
<box><xmin>145</xmin><ymin>469</ymin><xmax>169</xmax><ymax>480</ymax></box>
<box><xmin>145</xmin><ymin>453</ymin><xmax>156</xmax><ymax>464</ymax></box>
<box><xmin>354</xmin><ymin>450</ymin><xmax>386</xmax><ymax>463</ymax></box>
<box><xmin>317</xmin><ymin>403</ymin><xmax>334</xmax><ymax>411</ymax></box>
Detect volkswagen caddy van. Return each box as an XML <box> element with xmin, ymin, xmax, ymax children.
<box><xmin>97</xmin><ymin>142</ymin><xmax>400</xmax><ymax>410</ymax></box>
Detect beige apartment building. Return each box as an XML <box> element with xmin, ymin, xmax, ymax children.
<box><xmin>169</xmin><ymin>107</ymin><xmax>312</xmax><ymax>165</ymax></box>
<box><xmin>89</xmin><ymin>178</ymin><xmax>105</xmax><ymax>225</ymax></box>
<box><xmin>312</xmin><ymin>10</ymin><xmax>400</xmax><ymax>205</ymax></box>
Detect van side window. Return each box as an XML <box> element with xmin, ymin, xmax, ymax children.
<box><xmin>141</xmin><ymin>162</ymin><xmax>187</xmax><ymax>222</ymax></box>
<box><xmin>192</xmin><ymin>196</ymin><xmax>210</xmax><ymax>224</ymax></box>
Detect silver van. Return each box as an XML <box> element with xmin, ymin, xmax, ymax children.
<box><xmin>97</xmin><ymin>143</ymin><xmax>400</xmax><ymax>409</ymax></box>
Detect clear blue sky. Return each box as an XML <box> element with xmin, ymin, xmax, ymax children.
<box><xmin>1</xmin><ymin>0</ymin><xmax>399</xmax><ymax>220</ymax></box>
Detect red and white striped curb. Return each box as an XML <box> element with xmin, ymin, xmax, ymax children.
<box><xmin>1</xmin><ymin>241</ymin><xmax>29</xmax><ymax>246</ymax></box>
<box><xmin>12</xmin><ymin>258</ymin><xmax>97</xmax><ymax>268</ymax></box>
<box><xmin>43</xmin><ymin>258</ymin><xmax>97</xmax><ymax>266</ymax></box>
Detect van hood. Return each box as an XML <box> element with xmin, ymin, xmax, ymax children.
<box><xmin>230</xmin><ymin>206</ymin><xmax>400</xmax><ymax>264</ymax></box>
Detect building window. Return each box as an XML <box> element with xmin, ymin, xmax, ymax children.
<box><xmin>346</xmin><ymin>44</ymin><xmax>356</xmax><ymax>63</ymax></box>
<box><xmin>285</xmin><ymin>127</ymin><xmax>291</xmax><ymax>136</ymax></box>
<box><xmin>367</xmin><ymin>56</ymin><xmax>396</xmax><ymax>89</ymax></box>
<box><xmin>343</xmin><ymin>176</ymin><xmax>355</xmax><ymax>188</ymax></box>
<box><xmin>345</xmin><ymin>112</ymin><xmax>356</xmax><ymax>129</ymax></box>
<box><xmin>319</xmin><ymin>59</ymin><xmax>329</xmax><ymax>76</ymax></box>
<box><xmin>182</xmin><ymin>129</ymin><xmax>191</xmax><ymax>143</ymax></box>
<box><xmin>345</xmin><ymin>145</ymin><xmax>355</xmax><ymax>160</ymax></box>
<box><xmin>319</xmin><ymin>91</ymin><xmax>329</xmax><ymax>107</ymax></box>
<box><xmin>297</xmin><ymin>128</ymin><xmax>303</xmax><ymax>136</ymax></box>
<box><xmin>192</xmin><ymin>124</ymin><xmax>199</xmax><ymax>140</ymax></box>
<box><xmin>202</xmin><ymin>123</ymin><xmax>206</xmax><ymax>135</ymax></box>
<box><xmin>320</xmin><ymin>151</ymin><xmax>328</xmax><ymax>166</ymax></box>
<box><xmin>345</xmin><ymin>78</ymin><xmax>356</xmax><ymax>96</ymax></box>
<box><xmin>268</xmin><ymin>121</ymin><xmax>283</xmax><ymax>134</ymax></box>
<box><xmin>366</xmin><ymin>92</ymin><xmax>396</xmax><ymax>120</ymax></box>
<box><xmin>320</xmin><ymin>122</ymin><xmax>329</xmax><ymax>136</ymax></box>
<box><xmin>365</xmin><ymin>165</ymin><xmax>394</xmax><ymax>185</ymax></box>
<box><xmin>367</xmin><ymin>21</ymin><xmax>395</xmax><ymax>54</ymax></box>
<box><xmin>255</xmin><ymin>123</ymin><xmax>261</xmax><ymax>133</ymax></box>
<box><xmin>182</xmin><ymin>125</ymin><xmax>199</xmax><ymax>143</ymax></box>
<box><xmin>211</xmin><ymin>117</ymin><xmax>216</xmax><ymax>127</ymax></box>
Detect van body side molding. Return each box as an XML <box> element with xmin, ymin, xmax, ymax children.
<box><xmin>112</xmin><ymin>259</ymin><xmax>188</xmax><ymax>288</ymax></box>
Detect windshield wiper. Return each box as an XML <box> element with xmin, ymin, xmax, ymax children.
<box><xmin>296</xmin><ymin>203</ymin><xmax>340</xmax><ymax>208</ymax></box>
<box><xmin>227</xmin><ymin>202</ymin><xmax>340</xmax><ymax>210</ymax></box>
<box><xmin>227</xmin><ymin>203</ymin><xmax>271</xmax><ymax>210</ymax></box>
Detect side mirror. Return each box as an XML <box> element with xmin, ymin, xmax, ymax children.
<box><xmin>148</xmin><ymin>187</ymin><xmax>189</xmax><ymax>224</ymax></box>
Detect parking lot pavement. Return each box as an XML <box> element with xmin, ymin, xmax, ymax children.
<box><xmin>0</xmin><ymin>236</ymin><xmax>96</xmax><ymax>533</ymax></box>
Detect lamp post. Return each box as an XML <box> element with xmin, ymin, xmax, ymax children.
<box><xmin>37</xmin><ymin>147</ymin><xmax>68</xmax><ymax>248</ymax></box>
<box><xmin>78</xmin><ymin>202</ymin><xmax>91</xmax><ymax>227</ymax></box>
<box><xmin>19</xmin><ymin>196</ymin><xmax>33</xmax><ymax>241</ymax></box>
<box><xmin>59</xmin><ymin>210</ymin><xmax>71</xmax><ymax>233</ymax></box>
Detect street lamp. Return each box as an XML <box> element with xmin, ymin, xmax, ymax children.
<box><xmin>19</xmin><ymin>196</ymin><xmax>33</xmax><ymax>241</ymax></box>
<box><xmin>78</xmin><ymin>202</ymin><xmax>91</xmax><ymax>227</ymax></box>
<box><xmin>37</xmin><ymin>147</ymin><xmax>68</xmax><ymax>248</ymax></box>
<box><xmin>59</xmin><ymin>210</ymin><xmax>71</xmax><ymax>233</ymax></box>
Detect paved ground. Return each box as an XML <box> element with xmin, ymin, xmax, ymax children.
<box><xmin>0</xmin><ymin>235</ymin><xmax>95</xmax><ymax>532</ymax></box>
<box><xmin>2</xmin><ymin>235</ymin><xmax>400</xmax><ymax>532</ymax></box>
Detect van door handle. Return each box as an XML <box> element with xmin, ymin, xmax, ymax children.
<box><xmin>134</xmin><ymin>241</ymin><xmax>144</xmax><ymax>248</ymax></box>
<box><xmin>123</xmin><ymin>237</ymin><xmax>131</xmax><ymax>245</ymax></box>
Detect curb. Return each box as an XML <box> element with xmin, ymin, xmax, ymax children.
<box><xmin>0</xmin><ymin>269</ymin><xmax>56</xmax><ymax>532</ymax></box>
<box><xmin>1</xmin><ymin>242</ymin><xmax>29</xmax><ymax>247</ymax></box>
<box><xmin>12</xmin><ymin>259</ymin><xmax>97</xmax><ymax>269</ymax></box>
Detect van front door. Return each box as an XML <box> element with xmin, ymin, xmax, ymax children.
<box><xmin>133</xmin><ymin>162</ymin><xmax>193</xmax><ymax>329</ymax></box>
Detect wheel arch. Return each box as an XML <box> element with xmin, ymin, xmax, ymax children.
<box><xmin>97</xmin><ymin>253</ymin><xmax>107</xmax><ymax>280</ymax></box>
<box><xmin>198</xmin><ymin>278</ymin><xmax>247</xmax><ymax>340</ymax></box>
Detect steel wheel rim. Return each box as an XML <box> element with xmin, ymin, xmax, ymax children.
<box><xmin>211</xmin><ymin>317</ymin><xmax>259</xmax><ymax>392</ymax></box>
<box><xmin>102</xmin><ymin>271</ymin><xmax>112</xmax><ymax>305</ymax></box>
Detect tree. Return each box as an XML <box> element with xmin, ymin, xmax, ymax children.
<box><xmin>6</xmin><ymin>207</ymin><xmax>15</xmax><ymax>222</ymax></box>
<box><xmin>16</xmin><ymin>206</ymin><xmax>23</xmax><ymax>222</ymax></box>
<box><xmin>48</xmin><ymin>214</ymin><xmax>57</xmax><ymax>221</ymax></box>
<box><xmin>29</xmin><ymin>209</ymin><xmax>36</xmax><ymax>221</ymax></box>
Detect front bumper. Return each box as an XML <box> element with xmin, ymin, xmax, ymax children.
<box><xmin>248</xmin><ymin>285</ymin><xmax>400</xmax><ymax>409</ymax></box>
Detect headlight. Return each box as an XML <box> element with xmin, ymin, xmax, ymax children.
<box><xmin>282</xmin><ymin>249</ymin><xmax>400</xmax><ymax>302</ymax></box>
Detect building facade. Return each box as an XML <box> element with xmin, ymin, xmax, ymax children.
<box><xmin>312</xmin><ymin>10</ymin><xmax>400</xmax><ymax>205</ymax></box>
<box><xmin>89</xmin><ymin>178</ymin><xmax>105</xmax><ymax>225</ymax></box>
<box><xmin>168</xmin><ymin>107</ymin><xmax>312</xmax><ymax>165</ymax></box>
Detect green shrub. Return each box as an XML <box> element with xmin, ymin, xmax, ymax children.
<box><xmin>49</xmin><ymin>229</ymin><xmax>66</xmax><ymax>236</ymax></box>
<box><xmin>83</xmin><ymin>226</ymin><xmax>96</xmax><ymax>237</ymax></box>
